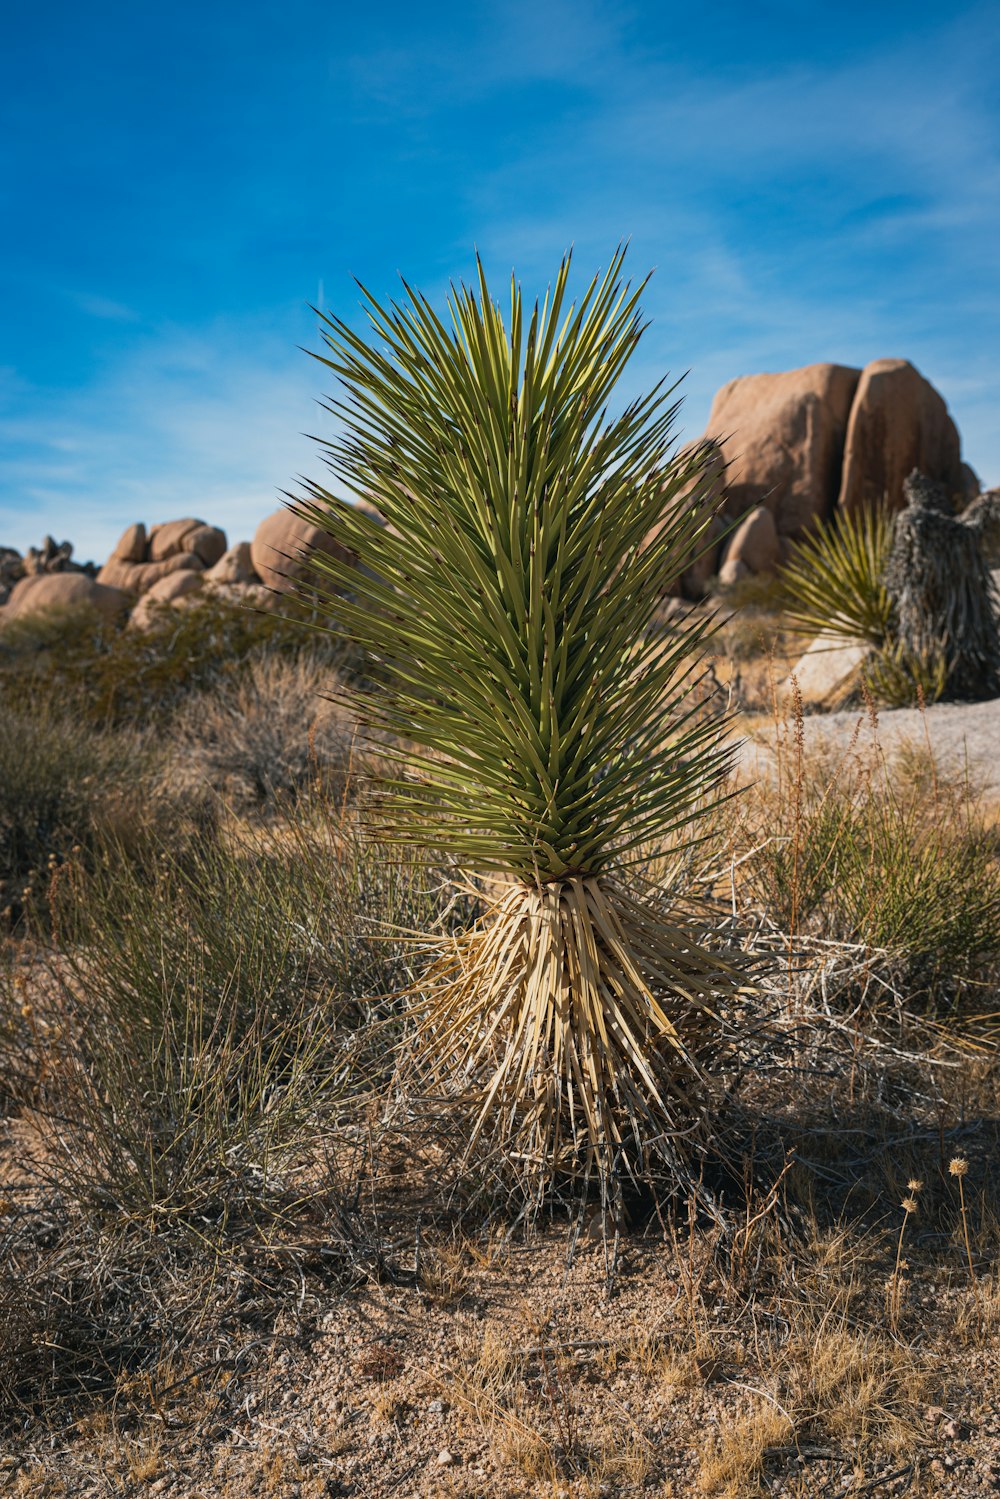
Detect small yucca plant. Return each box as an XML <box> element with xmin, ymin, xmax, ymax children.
<box><xmin>778</xmin><ymin>503</ymin><xmax>894</xmax><ymax>647</ymax></box>
<box><xmin>294</xmin><ymin>249</ymin><xmax>745</xmax><ymax>1203</ymax></box>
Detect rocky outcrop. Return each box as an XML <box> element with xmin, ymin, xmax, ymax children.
<box><xmin>0</xmin><ymin>536</ymin><xmax>98</xmax><ymax>607</ymax></box>
<box><xmin>250</xmin><ymin>507</ymin><xmax>354</xmax><ymax>594</ymax></box>
<box><xmin>1</xmin><ymin>571</ymin><xmax>129</xmax><ymax>625</ymax></box>
<box><xmin>839</xmin><ymin>359</ymin><xmax>963</xmax><ymax>516</ymax></box>
<box><xmin>658</xmin><ymin>356</ymin><xmax>976</xmax><ymax>594</ymax></box>
<box><xmin>97</xmin><ymin>518</ymin><xmax>228</xmax><ymax>596</ymax></box>
<box><xmin>703</xmin><ymin>363</ymin><xmax>861</xmax><ymax>539</ymax></box>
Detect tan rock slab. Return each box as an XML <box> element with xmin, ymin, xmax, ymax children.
<box><xmin>782</xmin><ymin>633</ymin><xmax>871</xmax><ymax>709</ymax></box>
<box><xmin>112</xmin><ymin>522</ymin><xmax>147</xmax><ymax>563</ymax></box>
<box><xmin>705</xmin><ymin>363</ymin><xmax>860</xmax><ymax>539</ymax></box>
<box><xmin>1</xmin><ymin>572</ymin><xmax>129</xmax><ymax>625</ymax></box>
<box><xmin>839</xmin><ymin>358</ymin><xmax>962</xmax><ymax>515</ymax></box>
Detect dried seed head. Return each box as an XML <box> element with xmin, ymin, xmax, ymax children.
<box><xmin>901</xmin><ymin>1197</ymin><xmax>918</xmax><ymax>1214</ymax></box>
<box><xmin>949</xmin><ymin>1157</ymin><xmax>969</xmax><ymax>1179</ymax></box>
<box><xmin>907</xmin><ymin>1178</ymin><xmax>924</xmax><ymax>1193</ymax></box>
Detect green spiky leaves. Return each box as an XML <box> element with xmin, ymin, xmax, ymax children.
<box><xmin>777</xmin><ymin>504</ymin><xmax>895</xmax><ymax>647</ymax></box>
<box><xmin>294</xmin><ymin>249</ymin><xmax>733</xmax><ymax>882</ymax></box>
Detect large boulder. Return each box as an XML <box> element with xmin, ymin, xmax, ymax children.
<box><xmin>704</xmin><ymin>363</ymin><xmax>861</xmax><ymax>539</ymax></box>
<box><xmin>180</xmin><ymin>523</ymin><xmax>227</xmax><ymax>567</ymax></box>
<box><xmin>111</xmin><ymin>522</ymin><xmax>147</xmax><ymax>563</ymax></box>
<box><xmin>838</xmin><ymin>359</ymin><xmax>963</xmax><ymax>515</ymax></box>
<box><xmin>251</xmin><ymin>507</ymin><xmax>354</xmax><ymax>595</ymax></box>
<box><xmin>147</xmin><ymin>518</ymin><xmax>205</xmax><ymax>562</ymax></box>
<box><xmin>1</xmin><ymin>571</ymin><xmax>129</xmax><ymax>625</ymax></box>
<box><xmin>97</xmin><ymin>552</ymin><xmax>202</xmax><ymax>595</ymax></box>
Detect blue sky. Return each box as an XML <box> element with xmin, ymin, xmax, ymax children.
<box><xmin>2</xmin><ymin>0</ymin><xmax>998</xmax><ymax>561</ymax></box>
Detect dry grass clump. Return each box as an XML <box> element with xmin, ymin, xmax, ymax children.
<box><xmin>0</xmin><ymin>789</ymin><xmax>456</xmax><ymax>1435</ymax></box>
<box><xmin>0</xmin><ymin>706</ymin><xmax>176</xmax><ymax>934</ymax></box>
<box><xmin>698</xmin><ymin>1315</ymin><xmax>931</xmax><ymax>1495</ymax></box>
<box><xmin>11</xmin><ymin>798</ymin><xmax>443</xmax><ymax>1232</ymax></box>
<box><xmin>167</xmin><ymin>651</ymin><xmax>359</xmax><ymax>809</ymax></box>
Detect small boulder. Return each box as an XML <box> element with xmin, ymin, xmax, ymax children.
<box><xmin>147</xmin><ymin>518</ymin><xmax>204</xmax><ymax>562</ymax></box>
<box><xmin>718</xmin><ymin>556</ymin><xmax>750</xmax><ymax>588</ymax></box>
<box><xmin>839</xmin><ymin>359</ymin><xmax>963</xmax><ymax>515</ymax></box>
<box><xmin>721</xmin><ymin>504</ymin><xmax>782</xmax><ymax>575</ymax></box>
<box><xmin>97</xmin><ymin>552</ymin><xmax>202</xmax><ymax>595</ymax></box>
<box><xmin>181</xmin><ymin>524</ymin><xmax>227</xmax><ymax>567</ymax></box>
<box><xmin>205</xmin><ymin>541</ymin><xmax>256</xmax><ymax>585</ymax></box>
<box><xmin>128</xmin><ymin>568</ymin><xmax>204</xmax><ymax>630</ymax></box>
<box><xmin>783</xmin><ymin>634</ymin><xmax>871</xmax><ymax>709</ymax></box>
<box><xmin>112</xmin><ymin>522</ymin><xmax>148</xmax><ymax>563</ymax></box>
<box><xmin>1</xmin><ymin>572</ymin><xmax>129</xmax><ymax>626</ymax></box>
<box><xmin>251</xmin><ymin>507</ymin><xmax>354</xmax><ymax>595</ymax></box>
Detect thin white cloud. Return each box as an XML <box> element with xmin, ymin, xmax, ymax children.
<box><xmin>71</xmin><ymin>292</ymin><xmax>139</xmax><ymax>322</ymax></box>
<box><xmin>0</xmin><ymin>318</ymin><xmax>330</xmax><ymax>562</ymax></box>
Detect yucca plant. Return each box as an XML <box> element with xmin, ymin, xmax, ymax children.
<box><xmin>292</xmin><ymin>249</ymin><xmax>746</xmax><ymax>1203</ymax></box>
<box><xmin>778</xmin><ymin>503</ymin><xmax>894</xmax><ymax>646</ymax></box>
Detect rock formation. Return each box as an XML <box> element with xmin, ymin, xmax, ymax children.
<box><xmin>660</xmin><ymin>357</ymin><xmax>973</xmax><ymax>598</ymax></box>
<box><xmin>2</xmin><ymin>572</ymin><xmax>129</xmax><ymax>625</ymax></box>
<box><xmin>703</xmin><ymin>363</ymin><xmax>861</xmax><ymax>540</ymax></box>
<box><xmin>0</xmin><ymin>535</ymin><xmax>100</xmax><ymax>610</ymax></box>
<box><xmin>839</xmin><ymin>360</ymin><xmax>963</xmax><ymax>517</ymax></box>
<box><xmin>97</xmin><ymin>517</ymin><xmax>228</xmax><ymax>595</ymax></box>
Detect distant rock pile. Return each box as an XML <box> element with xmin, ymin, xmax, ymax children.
<box><xmin>667</xmin><ymin>357</ymin><xmax>982</xmax><ymax>597</ymax></box>
<box><xmin>0</xmin><ymin>505</ymin><xmax>362</xmax><ymax>630</ymax></box>
<box><xmin>0</xmin><ymin>533</ymin><xmax>123</xmax><ymax>621</ymax></box>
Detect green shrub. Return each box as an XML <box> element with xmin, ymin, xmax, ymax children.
<box><xmin>23</xmin><ymin>799</ymin><xmax>445</xmax><ymax>1234</ymax></box>
<box><xmin>0</xmin><ymin>708</ymin><xmax>157</xmax><ymax>931</ymax></box>
<box><xmin>777</xmin><ymin>504</ymin><xmax>894</xmax><ymax>648</ymax></box>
